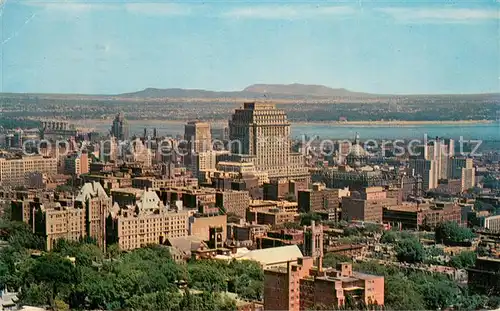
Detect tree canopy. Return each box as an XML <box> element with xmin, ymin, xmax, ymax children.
<box><xmin>394</xmin><ymin>237</ymin><xmax>425</xmax><ymax>263</ymax></box>
<box><xmin>0</xmin><ymin>216</ymin><xmax>263</xmax><ymax>310</ymax></box>
<box><xmin>435</xmin><ymin>221</ymin><xmax>475</xmax><ymax>246</ymax></box>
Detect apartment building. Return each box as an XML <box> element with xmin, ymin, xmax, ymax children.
<box><xmin>298</xmin><ymin>184</ymin><xmax>350</xmax><ymax>221</ymax></box>
<box><xmin>246</xmin><ymin>208</ymin><xmax>296</xmax><ymax>227</ymax></box>
<box><xmin>264</xmin><ymin>259</ymin><xmax>384</xmax><ymax>310</ymax></box>
<box><xmin>341</xmin><ymin>187</ymin><xmax>398</xmax><ymax>223</ymax></box>
<box><xmin>480</xmin><ymin>215</ymin><xmax>500</xmax><ymax>233</ymax></box>
<box><xmin>63</xmin><ymin>152</ymin><xmax>89</xmax><ymax>176</ymax></box>
<box><xmin>34</xmin><ymin>202</ymin><xmax>87</xmax><ymax>251</ymax></box>
<box><xmin>215</xmin><ymin>189</ymin><xmax>250</xmax><ymax>218</ymax></box>
<box><xmin>467</xmin><ymin>257</ymin><xmax>500</xmax><ymax>296</ymax></box>
<box><xmin>383</xmin><ymin>201</ymin><xmax>462</xmax><ymax>230</ymax></box>
<box><xmin>131</xmin><ymin>176</ymin><xmax>198</xmax><ymax>190</ymax></box>
<box><xmin>0</xmin><ymin>156</ymin><xmax>57</xmax><ymax>187</ymax></box>
<box><xmin>11</xmin><ymin>182</ymin><xmax>112</xmax><ymax>250</ymax></box>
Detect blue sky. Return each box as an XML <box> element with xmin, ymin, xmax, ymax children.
<box><xmin>0</xmin><ymin>0</ymin><xmax>498</xmax><ymax>94</ymax></box>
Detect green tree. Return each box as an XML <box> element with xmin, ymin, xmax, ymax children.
<box><xmin>380</xmin><ymin>230</ymin><xmax>398</xmax><ymax>244</ymax></box>
<box><xmin>300</xmin><ymin>212</ymin><xmax>321</xmax><ymax>226</ymax></box>
<box><xmin>449</xmin><ymin>251</ymin><xmax>476</xmax><ymax>269</ymax></box>
<box><xmin>435</xmin><ymin>221</ymin><xmax>474</xmax><ymax>245</ymax></box>
<box><xmin>395</xmin><ymin>238</ymin><xmax>424</xmax><ymax>263</ymax></box>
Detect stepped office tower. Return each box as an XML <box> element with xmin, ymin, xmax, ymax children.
<box><xmin>228</xmin><ymin>102</ymin><xmax>309</xmax><ymax>183</ymax></box>
<box><xmin>111</xmin><ymin>112</ymin><xmax>129</xmax><ymax>141</ymax></box>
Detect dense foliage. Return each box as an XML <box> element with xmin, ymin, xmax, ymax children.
<box><xmin>299</xmin><ymin>212</ymin><xmax>322</xmax><ymax>226</ymax></box>
<box><xmin>449</xmin><ymin>251</ymin><xmax>477</xmax><ymax>269</ymax></box>
<box><xmin>0</xmin><ymin>218</ymin><xmax>263</xmax><ymax>310</ymax></box>
<box><xmin>435</xmin><ymin>221</ymin><xmax>475</xmax><ymax>245</ymax></box>
<box><xmin>394</xmin><ymin>237</ymin><xmax>425</xmax><ymax>263</ymax></box>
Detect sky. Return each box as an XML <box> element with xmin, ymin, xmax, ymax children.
<box><xmin>0</xmin><ymin>0</ymin><xmax>499</xmax><ymax>95</ymax></box>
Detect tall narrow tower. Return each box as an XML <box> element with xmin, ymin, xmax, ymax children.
<box><xmin>111</xmin><ymin>112</ymin><xmax>129</xmax><ymax>141</ymax></box>
<box><xmin>303</xmin><ymin>220</ymin><xmax>324</xmax><ymax>267</ymax></box>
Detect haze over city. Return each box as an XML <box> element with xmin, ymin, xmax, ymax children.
<box><xmin>1</xmin><ymin>0</ymin><xmax>499</xmax><ymax>95</ymax></box>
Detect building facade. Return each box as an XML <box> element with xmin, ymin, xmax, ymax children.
<box><xmin>106</xmin><ymin>190</ymin><xmax>190</xmax><ymax>251</ymax></box>
<box><xmin>264</xmin><ymin>258</ymin><xmax>384</xmax><ymax>311</ymax></box>
<box><xmin>228</xmin><ymin>102</ymin><xmax>309</xmax><ymax>181</ymax></box>
<box><xmin>0</xmin><ymin>156</ymin><xmax>58</xmax><ymax>187</ymax></box>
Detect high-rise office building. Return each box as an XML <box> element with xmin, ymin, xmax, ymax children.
<box><xmin>111</xmin><ymin>112</ymin><xmax>129</xmax><ymax>141</ymax></box>
<box><xmin>409</xmin><ymin>158</ymin><xmax>438</xmax><ymax>191</ymax></box>
<box><xmin>184</xmin><ymin>121</ymin><xmax>214</xmax><ymax>177</ymax></box>
<box><xmin>184</xmin><ymin>121</ymin><xmax>212</xmax><ymax>153</ymax></box>
<box><xmin>228</xmin><ymin>102</ymin><xmax>309</xmax><ymax>181</ymax></box>
<box><xmin>413</xmin><ymin>138</ymin><xmax>453</xmax><ymax>181</ymax></box>
<box><xmin>449</xmin><ymin>157</ymin><xmax>475</xmax><ymax>191</ymax></box>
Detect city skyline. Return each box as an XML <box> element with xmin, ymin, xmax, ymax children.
<box><xmin>0</xmin><ymin>0</ymin><xmax>499</xmax><ymax>95</ymax></box>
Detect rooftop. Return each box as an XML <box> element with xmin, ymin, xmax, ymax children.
<box><xmin>237</xmin><ymin>245</ymin><xmax>303</xmax><ymax>267</ymax></box>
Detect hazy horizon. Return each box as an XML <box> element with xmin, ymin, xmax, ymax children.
<box><xmin>1</xmin><ymin>0</ymin><xmax>499</xmax><ymax>95</ymax></box>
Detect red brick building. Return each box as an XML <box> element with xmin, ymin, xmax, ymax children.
<box><xmin>383</xmin><ymin>201</ymin><xmax>462</xmax><ymax>230</ymax></box>
<box><xmin>264</xmin><ymin>258</ymin><xmax>384</xmax><ymax>310</ymax></box>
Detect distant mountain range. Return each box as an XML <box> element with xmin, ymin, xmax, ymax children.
<box><xmin>118</xmin><ymin>83</ymin><xmax>375</xmax><ymax>100</ymax></box>
<box><xmin>1</xmin><ymin>84</ymin><xmax>498</xmax><ymax>102</ymax></box>
<box><xmin>117</xmin><ymin>84</ymin><xmax>499</xmax><ymax>101</ymax></box>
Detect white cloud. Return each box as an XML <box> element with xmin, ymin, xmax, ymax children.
<box><xmin>222</xmin><ymin>5</ymin><xmax>357</xmax><ymax>20</ymax></box>
<box><xmin>377</xmin><ymin>7</ymin><xmax>499</xmax><ymax>23</ymax></box>
<box><xmin>124</xmin><ymin>3</ymin><xmax>193</xmax><ymax>16</ymax></box>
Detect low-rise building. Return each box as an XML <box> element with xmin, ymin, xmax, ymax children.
<box><xmin>256</xmin><ymin>229</ymin><xmax>304</xmax><ymax>249</ymax></box>
<box><xmin>227</xmin><ymin>222</ymin><xmax>269</xmax><ymax>247</ymax></box>
<box><xmin>188</xmin><ymin>205</ymin><xmax>227</xmax><ymax>242</ymax></box>
<box><xmin>246</xmin><ymin>207</ymin><xmax>297</xmax><ymax>227</ymax></box>
<box><xmin>264</xmin><ymin>258</ymin><xmax>384</xmax><ymax>311</ymax></box>
<box><xmin>480</xmin><ymin>215</ymin><xmax>500</xmax><ymax>233</ymax></box>
<box><xmin>383</xmin><ymin>201</ymin><xmax>462</xmax><ymax>230</ymax></box>
<box><xmin>132</xmin><ymin>176</ymin><xmax>198</xmax><ymax>190</ymax></box>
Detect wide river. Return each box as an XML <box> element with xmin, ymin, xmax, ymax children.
<box><xmin>85</xmin><ymin>120</ymin><xmax>499</xmax><ymax>141</ymax></box>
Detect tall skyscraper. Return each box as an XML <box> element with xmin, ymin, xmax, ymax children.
<box><xmin>409</xmin><ymin>157</ymin><xmax>438</xmax><ymax>191</ymax></box>
<box><xmin>184</xmin><ymin>121</ymin><xmax>214</xmax><ymax>177</ymax></box>
<box><xmin>184</xmin><ymin>121</ymin><xmax>212</xmax><ymax>153</ymax></box>
<box><xmin>111</xmin><ymin>112</ymin><xmax>129</xmax><ymax>141</ymax></box>
<box><xmin>449</xmin><ymin>157</ymin><xmax>475</xmax><ymax>191</ymax></box>
<box><xmin>414</xmin><ymin>138</ymin><xmax>453</xmax><ymax>181</ymax></box>
<box><xmin>228</xmin><ymin>102</ymin><xmax>309</xmax><ymax>182</ymax></box>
